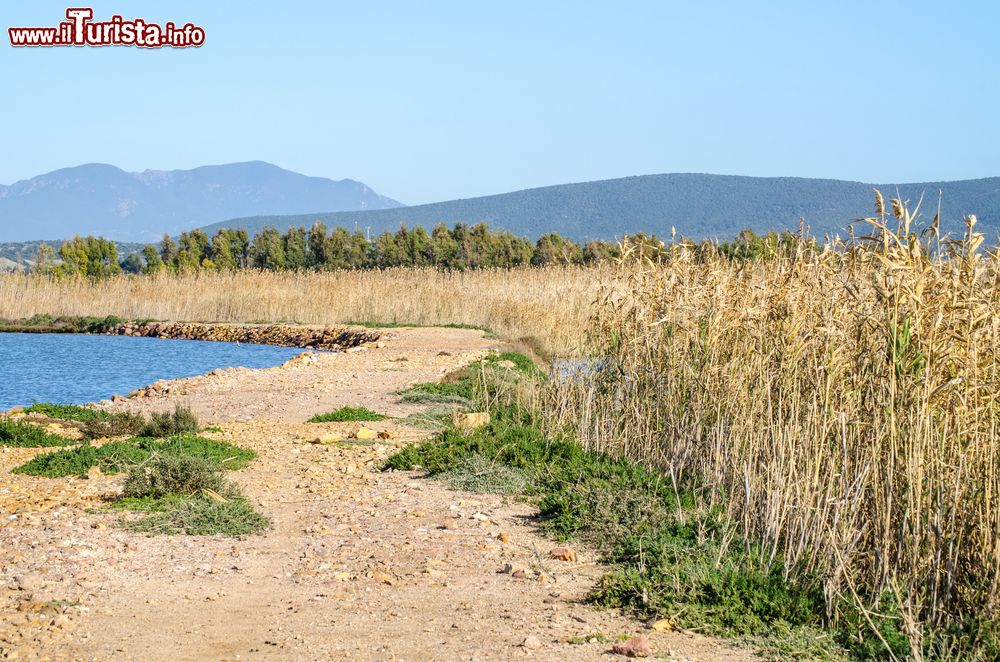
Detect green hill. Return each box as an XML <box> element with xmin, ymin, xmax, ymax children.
<box><xmin>199</xmin><ymin>174</ymin><xmax>1000</xmax><ymax>243</ymax></box>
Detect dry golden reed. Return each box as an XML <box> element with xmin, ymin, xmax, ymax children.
<box><xmin>0</xmin><ymin>266</ymin><xmax>600</xmax><ymax>356</ymax></box>
<box><xmin>547</xmin><ymin>196</ymin><xmax>999</xmax><ymax>658</ymax></box>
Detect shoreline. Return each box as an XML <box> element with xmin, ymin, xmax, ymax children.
<box><xmin>0</xmin><ymin>316</ymin><xmax>382</xmax><ymax>351</ymax></box>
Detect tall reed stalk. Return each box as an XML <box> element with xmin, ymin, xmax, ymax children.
<box><xmin>0</xmin><ymin>266</ymin><xmax>600</xmax><ymax>356</ymax></box>
<box><xmin>546</xmin><ymin>196</ymin><xmax>1000</xmax><ymax>658</ymax></box>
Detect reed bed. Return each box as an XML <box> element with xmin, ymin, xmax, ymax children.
<box><xmin>0</xmin><ymin>266</ymin><xmax>601</xmax><ymax>356</ymax></box>
<box><xmin>545</xmin><ymin>199</ymin><xmax>1000</xmax><ymax>658</ymax></box>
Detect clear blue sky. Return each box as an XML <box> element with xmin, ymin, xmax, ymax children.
<box><xmin>2</xmin><ymin>1</ymin><xmax>998</xmax><ymax>204</ymax></box>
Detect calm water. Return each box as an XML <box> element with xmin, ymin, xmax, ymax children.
<box><xmin>0</xmin><ymin>333</ymin><xmax>302</xmax><ymax>410</ymax></box>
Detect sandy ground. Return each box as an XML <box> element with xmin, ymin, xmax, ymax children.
<box><xmin>0</xmin><ymin>327</ymin><xmax>754</xmax><ymax>661</ymax></box>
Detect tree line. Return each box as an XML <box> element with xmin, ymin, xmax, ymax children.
<box><xmin>32</xmin><ymin>222</ymin><xmax>803</xmax><ymax>279</ymax></box>
<box><xmin>38</xmin><ymin>222</ymin><xmax>623</xmax><ymax>277</ymax></box>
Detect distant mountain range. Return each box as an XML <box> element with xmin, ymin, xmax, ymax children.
<box><xmin>0</xmin><ymin>161</ymin><xmax>402</xmax><ymax>242</ymax></box>
<box><xmin>2</xmin><ymin>163</ymin><xmax>999</xmax><ymax>267</ymax></box>
<box><xmin>203</xmin><ymin>174</ymin><xmax>1000</xmax><ymax>243</ymax></box>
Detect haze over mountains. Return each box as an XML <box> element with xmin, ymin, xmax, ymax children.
<box><xmin>2</xmin><ymin>162</ymin><xmax>999</xmax><ymax>250</ymax></box>
<box><xmin>0</xmin><ymin>161</ymin><xmax>402</xmax><ymax>242</ymax></box>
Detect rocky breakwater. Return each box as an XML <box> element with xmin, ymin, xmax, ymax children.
<box><xmin>111</xmin><ymin>321</ymin><xmax>381</xmax><ymax>351</ymax></box>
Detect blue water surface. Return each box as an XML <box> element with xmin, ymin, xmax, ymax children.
<box><xmin>0</xmin><ymin>333</ymin><xmax>302</xmax><ymax>410</ymax></box>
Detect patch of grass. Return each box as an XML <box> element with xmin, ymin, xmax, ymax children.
<box><xmin>13</xmin><ymin>434</ymin><xmax>255</xmax><ymax>477</ymax></box>
<box><xmin>0</xmin><ymin>418</ymin><xmax>76</xmax><ymax>447</ymax></box>
<box><xmin>111</xmin><ymin>455</ymin><xmax>268</xmax><ymax>536</ymax></box>
<box><xmin>398</xmin><ymin>383</ymin><xmax>473</xmax><ymax>406</ymax></box>
<box><xmin>25</xmin><ymin>403</ymin><xmax>110</xmax><ymax>423</ymax></box>
<box><xmin>439</xmin><ymin>454</ymin><xmax>531</xmax><ymax>495</ymax></box>
<box><xmin>484</xmin><ymin>350</ymin><xmax>544</xmax><ymax>378</ymax></box>
<box><xmin>60</xmin><ymin>449</ymin><xmax>271</xmax><ymax>538</ymax></box>
<box><xmin>123</xmin><ymin>496</ymin><xmax>269</xmax><ymax>537</ymax></box>
<box><xmin>106</xmin><ymin>454</ymin><xmax>270</xmax><ymax>536</ymax></box>
<box><xmin>396</xmin><ymin>351</ymin><xmax>542</xmax><ymax>407</ymax></box>
<box><xmin>307</xmin><ymin>406</ymin><xmax>388</xmax><ymax>423</ymax></box>
<box><xmin>110</xmin><ymin>492</ymin><xmax>190</xmax><ymax>513</ymax></box>
<box><xmin>394</xmin><ymin>406</ymin><xmax>454</xmax><ymax>431</ymax></box>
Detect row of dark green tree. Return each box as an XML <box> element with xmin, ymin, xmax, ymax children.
<box><xmin>36</xmin><ymin>223</ymin><xmax>804</xmax><ymax>278</ymax></box>
<box><xmin>138</xmin><ymin>222</ymin><xmax>620</xmax><ymax>273</ymax></box>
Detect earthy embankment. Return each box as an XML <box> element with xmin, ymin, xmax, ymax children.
<box><xmin>0</xmin><ymin>327</ymin><xmax>751</xmax><ymax>661</ymax></box>
<box><xmin>0</xmin><ymin>316</ymin><xmax>381</xmax><ymax>351</ymax></box>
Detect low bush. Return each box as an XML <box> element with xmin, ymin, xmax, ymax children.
<box><xmin>121</xmin><ymin>455</ymin><xmax>227</xmax><ymax>499</ymax></box>
<box><xmin>114</xmin><ymin>454</ymin><xmax>267</xmax><ymax>536</ymax></box>
<box><xmin>82</xmin><ymin>405</ymin><xmax>199</xmax><ymax>439</ymax></box>
<box><xmin>83</xmin><ymin>411</ymin><xmax>146</xmax><ymax>438</ymax></box>
<box><xmin>13</xmin><ymin>434</ymin><xmax>255</xmax><ymax>477</ymax></box>
<box><xmin>122</xmin><ymin>495</ymin><xmax>269</xmax><ymax>537</ymax></box>
<box><xmin>143</xmin><ymin>405</ymin><xmax>199</xmax><ymax>437</ymax></box>
<box><xmin>0</xmin><ymin>418</ymin><xmax>76</xmax><ymax>447</ymax></box>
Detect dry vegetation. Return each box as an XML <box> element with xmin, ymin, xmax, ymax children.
<box><xmin>0</xmin><ymin>266</ymin><xmax>600</xmax><ymax>356</ymax></box>
<box><xmin>545</xmin><ymin>197</ymin><xmax>1000</xmax><ymax>658</ymax></box>
<box><xmin>4</xmin><ymin>196</ymin><xmax>999</xmax><ymax>657</ymax></box>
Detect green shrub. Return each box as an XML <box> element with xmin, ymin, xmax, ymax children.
<box><xmin>0</xmin><ymin>419</ymin><xmax>76</xmax><ymax>447</ymax></box>
<box><xmin>83</xmin><ymin>411</ymin><xmax>146</xmax><ymax>438</ymax></box>
<box><xmin>13</xmin><ymin>435</ymin><xmax>255</xmax><ymax>477</ymax></box>
<box><xmin>142</xmin><ymin>405</ymin><xmax>199</xmax><ymax>437</ymax></box>
<box><xmin>82</xmin><ymin>405</ymin><xmax>199</xmax><ymax>439</ymax></box>
<box><xmin>121</xmin><ymin>455</ymin><xmax>227</xmax><ymax>499</ymax></box>
<box><xmin>25</xmin><ymin>403</ymin><xmax>110</xmax><ymax>423</ymax></box>
<box><xmin>307</xmin><ymin>406</ymin><xmax>388</xmax><ymax>423</ymax></box>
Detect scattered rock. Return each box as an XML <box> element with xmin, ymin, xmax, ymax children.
<box><xmin>371</xmin><ymin>571</ymin><xmax>396</xmax><ymax>586</ymax></box>
<box><xmin>498</xmin><ymin>562</ymin><xmax>526</xmax><ymax>576</ymax></box>
<box><xmin>14</xmin><ymin>574</ymin><xmax>45</xmax><ymax>592</ymax></box>
<box><xmin>311</xmin><ymin>433</ymin><xmax>342</xmax><ymax>445</ymax></box>
<box><xmin>649</xmin><ymin>618</ymin><xmax>674</xmax><ymax>632</ymax></box>
<box><xmin>612</xmin><ymin>635</ymin><xmax>653</xmax><ymax>658</ymax></box>
<box><xmin>521</xmin><ymin>635</ymin><xmax>542</xmax><ymax>650</ymax></box>
<box><xmin>110</xmin><ymin>322</ymin><xmax>381</xmax><ymax>351</ymax></box>
<box><xmin>352</xmin><ymin>426</ymin><xmax>377</xmax><ymax>440</ymax></box>
<box><xmin>549</xmin><ymin>547</ymin><xmax>577</xmax><ymax>562</ymax></box>
<box><xmin>454</xmin><ymin>412</ymin><xmax>490</xmax><ymax>431</ymax></box>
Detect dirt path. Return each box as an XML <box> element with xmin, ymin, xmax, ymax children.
<box><xmin>1</xmin><ymin>328</ymin><xmax>753</xmax><ymax>661</ymax></box>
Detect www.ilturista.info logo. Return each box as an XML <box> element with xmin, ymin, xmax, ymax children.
<box><xmin>8</xmin><ymin>8</ymin><xmax>205</xmax><ymax>48</ymax></box>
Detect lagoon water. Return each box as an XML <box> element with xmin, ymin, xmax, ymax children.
<box><xmin>0</xmin><ymin>333</ymin><xmax>302</xmax><ymax>410</ymax></box>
